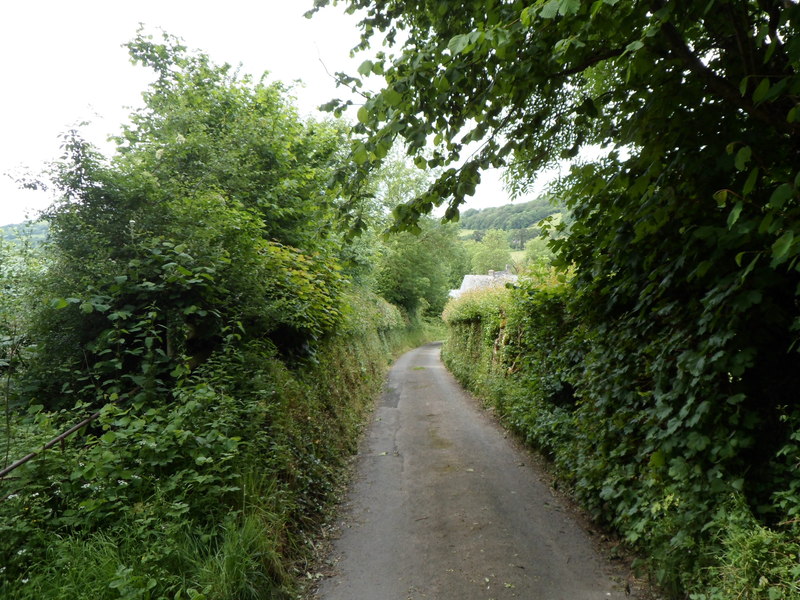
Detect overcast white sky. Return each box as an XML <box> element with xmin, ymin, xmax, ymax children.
<box><xmin>0</xmin><ymin>1</ymin><xmax>536</xmax><ymax>227</ymax></box>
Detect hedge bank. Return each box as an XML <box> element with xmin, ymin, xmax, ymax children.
<box><xmin>1</xmin><ymin>291</ymin><xmax>427</xmax><ymax>600</ymax></box>
<box><xmin>442</xmin><ymin>278</ymin><xmax>800</xmax><ymax>599</ymax></box>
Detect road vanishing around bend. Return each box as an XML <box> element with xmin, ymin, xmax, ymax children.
<box><xmin>315</xmin><ymin>343</ymin><xmax>641</xmax><ymax>600</ymax></box>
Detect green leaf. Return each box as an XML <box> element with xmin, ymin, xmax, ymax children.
<box><xmin>579</xmin><ymin>97</ymin><xmax>598</xmax><ymax>117</ymax></box>
<box><xmin>352</xmin><ymin>144</ymin><xmax>369</xmax><ymax>165</ymax></box>
<box><xmin>357</xmin><ymin>106</ymin><xmax>369</xmax><ymax>124</ymax></box>
<box><xmin>759</xmin><ymin>212</ymin><xmax>775</xmax><ymax>234</ymax></box>
<box><xmin>625</xmin><ymin>40</ymin><xmax>644</xmax><ymax>53</ymax></box>
<box><xmin>374</xmin><ymin>140</ymin><xmax>390</xmax><ymax>159</ymax></box>
<box><xmin>384</xmin><ymin>88</ymin><xmax>403</xmax><ymax>107</ymax></box>
<box><xmin>558</xmin><ymin>0</ymin><xmax>580</xmax><ymax>15</ymax></box>
<box><xmin>734</xmin><ymin>146</ymin><xmax>752</xmax><ymax>171</ymax></box>
<box><xmin>742</xmin><ymin>253</ymin><xmax>761</xmax><ymax>279</ymax></box>
<box><xmin>753</xmin><ymin>78</ymin><xmax>770</xmax><ymax>104</ymax></box>
<box><xmin>649</xmin><ymin>451</ymin><xmax>665</xmax><ymax>468</ymax></box>
<box><xmin>448</xmin><ymin>34</ymin><xmax>470</xmax><ymax>55</ymax></box>
<box><xmin>540</xmin><ymin>0</ymin><xmax>560</xmax><ymax>19</ymax></box>
<box><xmin>357</xmin><ymin>60</ymin><xmax>374</xmax><ymax>76</ymax></box>
<box><xmin>769</xmin><ymin>183</ymin><xmax>793</xmax><ymax>209</ymax></box>
<box><xmin>739</xmin><ymin>76</ymin><xmax>749</xmax><ymax>97</ymax></box>
<box><xmin>772</xmin><ymin>231</ymin><xmax>795</xmax><ymax>261</ymax></box>
<box><xmin>51</xmin><ymin>297</ymin><xmax>70</xmax><ymax>310</ymax></box>
<box><xmin>520</xmin><ymin>6</ymin><xmax>535</xmax><ymax>26</ymax></box>
<box><xmin>727</xmin><ymin>201</ymin><xmax>743</xmax><ymax>228</ymax></box>
<box><xmin>742</xmin><ymin>167</ymin><xmax>759</xmax><ymax>197</ymax></box>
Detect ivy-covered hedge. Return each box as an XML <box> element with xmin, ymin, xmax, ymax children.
<box><xmin>442</xmin><ymin>278</ymin><xmax>800</xmax><ymax>599</ymax></box>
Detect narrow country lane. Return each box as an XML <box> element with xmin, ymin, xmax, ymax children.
<box><xmin>315</xmin><ymin>342</ymin><xmax>636</xmax><ymax>600</ymax></box>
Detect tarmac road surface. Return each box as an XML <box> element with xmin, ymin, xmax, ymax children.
<box><xmin>315</xmin><ymin>342</ymin><xmax>634</xmax><ymax>600</ymax></box>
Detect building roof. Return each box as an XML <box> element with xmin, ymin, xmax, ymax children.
<box><xmin>448</xmin><ymin>268</ymin><xmax>518</xmax><ymax>299</ymax></box>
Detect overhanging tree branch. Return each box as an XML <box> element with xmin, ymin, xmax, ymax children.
<box><xmin>659</xmin><ymin>14</ymin><xmax>799</xmax><ymax>135</ymax></box>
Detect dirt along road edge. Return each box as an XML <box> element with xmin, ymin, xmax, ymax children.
<box><xmin>314</xmin><ymin>342</ymin><xmax>641</xmax><ymax>600</ymax></box>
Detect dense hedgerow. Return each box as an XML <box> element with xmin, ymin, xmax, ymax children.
<box><xmin>442</xmin><ymin>272</ymin><xmax>800</xmax><ymax>599</ymax></box>
<box><xmin>1</xmin><ymin>289</ymin><xmax>414</xmax><ymax>600</ymax></box>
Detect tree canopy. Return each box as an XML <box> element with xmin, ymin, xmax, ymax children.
<box><xmin>312</xmin><ymin>0</ymin><xmax>798</xmax><ymax>228</ymax></box>
<box><xmin>469</xmin><ymin>229</ymin><xmax>513</xmax><ymax>274</ymax></box>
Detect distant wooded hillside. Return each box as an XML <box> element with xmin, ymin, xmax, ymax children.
<box><xmin>0</xmin><ymin>220</ymin><xmax>49</xmax><ymax>244</ymax></box>
<box><xmin>459</xmin><ymin>197</ymin><xmax>562</xmax><ymax>231</ymax></box>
